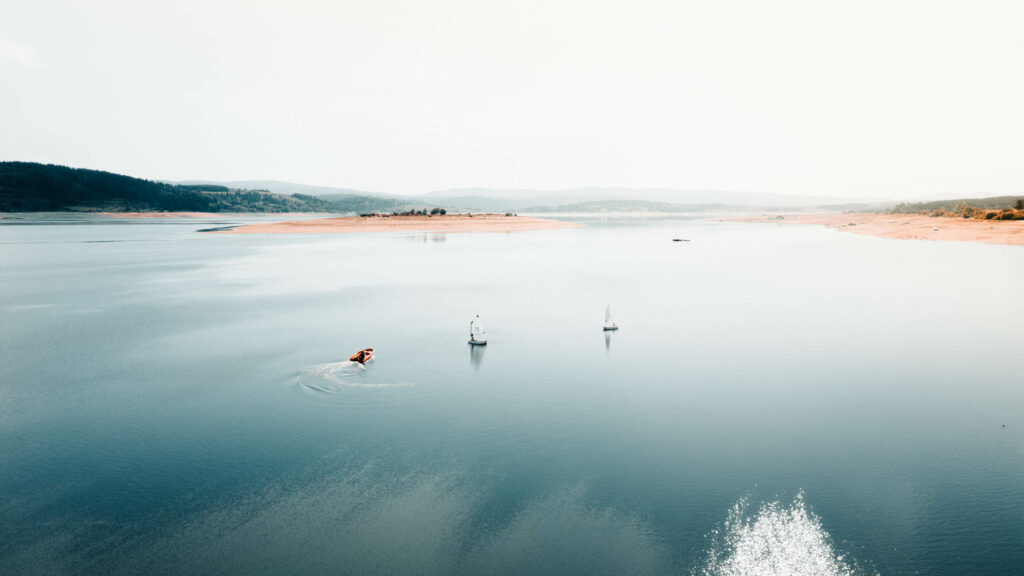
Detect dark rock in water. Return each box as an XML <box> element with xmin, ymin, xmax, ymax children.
<box><xmin>197</xmin><ymin>225</ymin><xmax>239</xmax><ymax>232</ymax></box>
<box><xmin>775</xmin><ymin>215</ymin><xmax>785</xmax><ymax>220</ymax></box>
<box><xmin>672</xmin><ymin>238</ymin><xmax>690</xmax><ymax>242</ymax></box>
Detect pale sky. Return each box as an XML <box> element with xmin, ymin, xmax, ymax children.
<box><xmin>1</xmin><ymin>0</ymin><xmax>1022</xmax><ymax>198</ymax></box>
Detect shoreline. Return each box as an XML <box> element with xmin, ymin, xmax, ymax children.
<box><xmin>738</xmin><ymin>212</ymin><xmax>1024</xmax><ymax>246</ymax></box>
<box><xmin>209</xmin><ymin>214</ymin><xmax>581</xmax><ymax>234</ymax></box>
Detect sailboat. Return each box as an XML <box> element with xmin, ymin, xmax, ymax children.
<box><xmin>602</xmin><ymin>304</ymin><xmax>618</xmax><ymax>331</ymax></box>
<box><xmin>468</xmin><ymin>314</ymin><xmax>487</xmax><ymax>346</ymax></box>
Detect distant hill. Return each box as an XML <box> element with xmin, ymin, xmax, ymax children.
<box><xmin>524</xmin><ymin>200</ymin><xmax>731</xmax><ymax>213</ymax></box>
<box><xmin>319</xmin><ymin>193</ymin><xmax>404</xmax><ymax>214</ymax></box>
<box><xmin>5</xmin><ymin>163</ymin><xmax>936</xmax><ymax>215</ymax></box>
<box><xmin>424</xmin><ymin>186</ymin><xmax>851</xmax><ymax>209</ymax></box>
<box><xmin>173</xmin><ymin>179</ymin><xmax>376</xmax><ymax>197</ymax></box>
<box><xmin>891</xmin><ymin>195</ymin><xmax>1024</xmax><ymax>214</ymax></box>
<box><xmin>174</xmin><ymin>180</ymin><xmax>425</xmax><ymax>214</ymax></box>
<box><xmin>0</xmin><ymin>162</ymin><xmax>336</xmax><ymax>213</ymax></box>
<box><xmin>414</xmin><ymin>195</ymin><xmax>527</xmax><ymax>213</ymax></box>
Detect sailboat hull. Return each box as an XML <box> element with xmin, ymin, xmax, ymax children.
<box><xmin>602</xmin><ymin>325</ymin><xmax>618</xmax><ymax>331</ymax></box>
<box><xmin>468</xmin><ymin>340</ymin><xmax>487</xmax><ymax>346</ymax></box>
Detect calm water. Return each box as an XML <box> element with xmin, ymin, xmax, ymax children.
<box><xmin>1</xmin><ymin>214</ymin><xmax>1022</xmax><ymax>575</ymax></box>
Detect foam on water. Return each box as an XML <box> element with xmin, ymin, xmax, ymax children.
<box><xmin>297</xmin><ymin>361</ymin><xmax>413</xmax><ymax>393</ymax></box>
<box><xmin>696</xmin><ymin>492</ymin><xmax>865</xmax><ymax>576</ymax></box>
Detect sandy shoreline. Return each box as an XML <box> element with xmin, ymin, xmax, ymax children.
<box><xmin>740</xmin><ymin>212</ymin><xmax>1024</xmax><ymax>246</ymax></box>
<box><xmin>211</xmin><ymin>214</ymin><xmax>581</xmax><ymax>234</ymax></box>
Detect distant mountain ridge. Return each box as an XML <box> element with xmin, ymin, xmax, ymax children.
<box><xmin>176</xmin><ymin>180</ymin><xmax>870</xmax><ymax>211</ymax></box>
<box><xmin>5</xmin><ymin>162</ymin><xmax>962</xmax><ymax>215</ymax></box>
<box><xmin>525</xmin><ymin>200</ymin><xmax>731</xmax><ymax>213</ymax></box>
<box><xmin>423</xmin><ymin>186</ymin><xmax>856</xmax><ymax>208</ymax></box>
<box><xmin>173</xmin><ymin>179</ymin><xmax>377</xmax><ymax>197</ymax></box>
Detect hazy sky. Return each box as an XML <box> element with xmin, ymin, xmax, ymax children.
<box><xmin>2</xmin><ymin>1</ymin><xmax>1022</xmax><ymax>198</ymax></box>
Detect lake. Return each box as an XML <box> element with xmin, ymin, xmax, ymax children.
<box><xmin>1</xmin><ymin>214</ymin><xmax>1022</xmax><ymax>575</ymax></box>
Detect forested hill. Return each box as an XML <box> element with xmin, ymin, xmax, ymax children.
<box><xmin>0</xmin><ymin>162</ymin><xmax>336</xmax><ymax>212</ymax></box>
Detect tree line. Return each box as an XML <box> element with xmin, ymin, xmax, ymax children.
<box><xmin>0</xmin><ymin>162</ymin><xmax>335</xmax><ymax>213</ymax></box>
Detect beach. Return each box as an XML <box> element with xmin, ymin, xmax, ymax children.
<box><xmin>745</xmin><ymin>212</ymin><xmax>1024</xmax><ymax>246</ymax></box>
<box><xmin>212</xmin><ymin>213</ymin><xmax>580</xmax><ymax>234</ymax></box>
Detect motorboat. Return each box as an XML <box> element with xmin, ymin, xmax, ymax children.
<box><xmin>349</xmin><ymin>348</ymin><xmax>374</xmax><ymax>363</ymax></box>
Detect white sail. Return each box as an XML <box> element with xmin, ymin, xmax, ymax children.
<box><xmin>603</xmin><ymin>304</ymin><xmax>618</xmax><ymax>330</ymax></box>
<box><xmin>470</xmin><ymin>315</ymin><xmax>487</xmax><ymax>343</ymax></box>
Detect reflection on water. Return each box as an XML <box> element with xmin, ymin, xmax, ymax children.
<box><xmin>134</xmin><ymin>471</ymin><xmax>666</xmax><ymax>576</ymax></box>
<box><xmin>470</xmin><ymin>344</ymin><xmax>486</xmax><ymax>369</ymax></box>
<box><xmin>604</xmin><ymin>330</ymin><xmax>613</xmax><ymax>353</ymax></box>
<box><xmin>133</xmin><ymin>466</ymin><xmax>855</xmax><ymax>576</ymax></box>
<box><xmin>401</xmin><ymin>232</ymin><xmax>447</xmax><ymax>243</ymax></box>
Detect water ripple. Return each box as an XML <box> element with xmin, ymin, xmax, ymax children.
<box><xmin>297</xmin><ymin>361</ymin><xmax>414</xmax><ymax>393</ymax></box>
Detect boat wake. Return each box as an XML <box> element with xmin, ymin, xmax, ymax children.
<box><xmin>297</xmin><ymin>361</ymin><xmax>413</xmax><ymax>393</ymax></box>
<box><xmin>696</xmin><ymin>492</ymin><xmax>866</xmax><ymax>576</ymax></box>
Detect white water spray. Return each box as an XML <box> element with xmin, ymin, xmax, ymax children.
<box><xmin>697</xmin><ymin>492</ymin><xmax>863</xmax><ymax>576</ymax></box>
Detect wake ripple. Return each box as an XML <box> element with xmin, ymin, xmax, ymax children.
<box><xmin>297</xmin><ymin>361</ymin><xmax>413</xmax><ymax>393</ymax></box>
<box><xmin>696</xmin><ymin>492</ymin><xmax>865</xmax><ymax>576</ymax></box>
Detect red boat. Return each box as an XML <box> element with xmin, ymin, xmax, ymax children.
<box><xmin>349</xmin><ymin>348</ymin><xmax>374</xmax><ymax>364</ymax></box>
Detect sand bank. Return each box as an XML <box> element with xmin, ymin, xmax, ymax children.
<box><xmin>743</xmin><ymin>212</ymin><xmax>1024</xmax><ymax>246</ymax></box>
<box><xmin>213</xmin><ymin>214</ymin><xmax>580</xmax><ymax>234</ymax></box>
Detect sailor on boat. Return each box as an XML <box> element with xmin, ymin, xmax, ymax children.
<box><xmin>350</xmin><ymin>348</ymin><xmax>374</xmax><ymax>363</ymax></box>
<box><xmin>468</xmin><ymin>315</ymin><xmax>487</xmax><ymax>346</ymax></box>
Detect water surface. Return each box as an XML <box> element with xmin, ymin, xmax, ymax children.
<box><xmin>1</xmin><ymin>214</ymin><xmax>1022</xmax><ymax>575</ymax></box>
